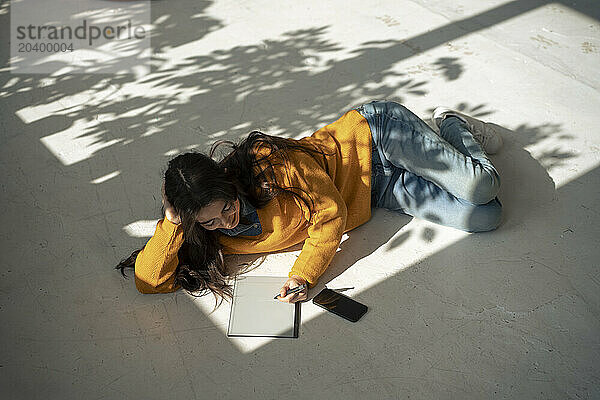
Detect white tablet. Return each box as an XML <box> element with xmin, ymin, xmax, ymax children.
<box><xmin>227</xmin><ymin>276</ymin><xmax>300</xmax><ymax>338</ymax></box>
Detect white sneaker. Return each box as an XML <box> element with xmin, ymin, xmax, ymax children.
<box><xmin>432</xmin><ymin>107</ymin><xmax>503</xmax><ymax>154</ymax></box>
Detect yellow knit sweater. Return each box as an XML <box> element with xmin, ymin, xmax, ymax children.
<box><xmin>134</xmin><ymin>109</ymin><xmax>373</xmax><ymax>294</ymax></box>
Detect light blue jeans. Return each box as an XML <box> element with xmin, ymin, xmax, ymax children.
<box><xmin>356</xmin><ymin>100</ymin><xmax>502</xmax><ymax>232</ymax></box>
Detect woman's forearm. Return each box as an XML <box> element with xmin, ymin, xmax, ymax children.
<box><xmin>288</xmin><ymin>206</ymin><xmax>347</xmax><ymax>287</ymax></box>
<box><xmin>134</xmin><ymin>218</ymin><xmax>184</xmax><ymax>293</ymax></box>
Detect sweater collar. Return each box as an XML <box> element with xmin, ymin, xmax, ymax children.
<box><xmin>217</xmin><ymin>195</ymin><xmax>261</xmax><ymax>237</ymax></box>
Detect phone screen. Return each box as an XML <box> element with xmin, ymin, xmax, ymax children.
<box><xmin>312</xmin><ymin>288</ymin><xmax>368</xmax><ymax>322</ymax></box>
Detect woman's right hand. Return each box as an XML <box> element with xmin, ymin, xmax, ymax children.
<box><xmin>162</xmin><ymin>182</ymin><xmax>181</xmax><ymax>225</ymax></box>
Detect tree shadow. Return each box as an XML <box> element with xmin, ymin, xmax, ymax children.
<box><xmin>433</xmin><ymin>57</ymin><xmax>463</xmax><ymax>81</ymax></box>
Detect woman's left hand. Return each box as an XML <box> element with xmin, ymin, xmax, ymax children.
<box><xmin>277</xmin><ymin>275</ymin><xmax>308</xmax><ymax>303</ymax></box>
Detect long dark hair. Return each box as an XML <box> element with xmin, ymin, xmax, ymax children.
<box><xmin>116</xmin><ymin>131</ymin><xmax>330</xmax><ymax>305</ymax></box>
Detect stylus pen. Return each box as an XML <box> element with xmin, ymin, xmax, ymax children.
<box><xmin>274</xmin><ymin>283</ymin><xmax>307</xmax><ymax>299</ymax></box>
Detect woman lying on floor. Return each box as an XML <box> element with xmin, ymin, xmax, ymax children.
<box><xmin>116</xmin><ymin>100</ymin><xmax>503</xmax><ymax>305</ymax></box>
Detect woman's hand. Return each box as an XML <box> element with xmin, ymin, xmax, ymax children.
<box><xmin>162</xmin><ymin>182</ymin><xmax>181</xmax><ymax>225</ymax></box>
<box><xmin>276</xmin><ymin>275</ymin><xmax>308</xmax><ymax>303</ymax></box>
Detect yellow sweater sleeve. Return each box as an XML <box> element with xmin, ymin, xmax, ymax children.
<box><xmin>285</xmin><ymin>157</ymin><xmax>348</xmax><ymax>287</ymax></box>
<box><xmin>134</xmin><ymin>218</ymin><xmax>184</xmax><ymax>294</ymax></box>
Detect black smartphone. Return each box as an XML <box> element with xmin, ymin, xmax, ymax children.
<box><xmin>312</xmin><ymin>288</ymin><xmax>368</xmax><ymax>322</ymax></box>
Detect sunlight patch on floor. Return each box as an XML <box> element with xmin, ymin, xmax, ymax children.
<box><xmin>40</xmin><ymin>119</ymin><xmax>124</xmax><ymax>166</ymax></box>
<box><xmin>187</xmin><ymin>219</ymin><xmax>469</xmax><ymax>353</ymax></box>
<box><xmin>90</xmin><ymin>170</ymin><xmax>121</xmax><ymax>184</ymax></box>
<box><xmin>123</xmin><ymin>219</ymin><xmax>159</xmax><ymax>238</ymax></box>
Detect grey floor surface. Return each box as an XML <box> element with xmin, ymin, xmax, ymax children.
<box><xmin>1</xmin><ymin>0</ymin><xmax>599</xmax><ymax>399</ymax></box>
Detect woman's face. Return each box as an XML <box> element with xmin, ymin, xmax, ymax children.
<box><xmin>195</xmin><ymin>198</ymin><xmax>240</xmax><ymax>230</ymax></box>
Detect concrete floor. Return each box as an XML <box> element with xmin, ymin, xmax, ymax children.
<box><xmin>1</xmin><ymin>0</ymin><xmax>599</xmax><ymax>399</ymax></box>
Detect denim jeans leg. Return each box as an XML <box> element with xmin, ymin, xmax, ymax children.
<box><xmin>438</xmin><ymin>116</ymin><xmax>501</xmax><ymax>203</ymax></box>
<box><xmin>357</xmin><ymin>100</ymin><xmax>502</xmax><ymax>232</ymax></box>
<box><xmin>360</xmin><ymin>100</ymin><xmax>500</xmax><ymax>205</ymax></box>
<box><xmin>380</xmin><ymin>168</ymin><xmax>502</xmax><ymax>232</ymax></box>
